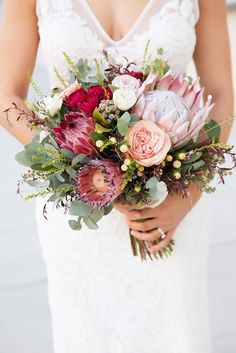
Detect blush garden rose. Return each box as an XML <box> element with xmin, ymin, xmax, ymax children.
<box><xmin>127</xmin><ymin>120</ymin><xmax>171</xmax><ymax>167</ymax></box>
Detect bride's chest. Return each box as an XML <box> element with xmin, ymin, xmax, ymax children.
<box><xmin>36</xmin><ymin>0</ymin><xmax>199</xmax><ymax>86</ymax></box>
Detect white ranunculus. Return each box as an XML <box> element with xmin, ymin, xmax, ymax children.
<box><xmin>39</xmin><ymin>94</ymin><xmax>63</xmax><ymax>119</ymax></box>
<box><xmin>113</xmin><ymin>88</ymin><xmax>137</xmax><ymax>111</ymax></box>
<box><xmin>112</xmin><ymin>74</ymin><xmax>141</xmax><ymax>91</ymax></box>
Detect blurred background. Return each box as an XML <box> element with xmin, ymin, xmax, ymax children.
<box><xmin>0</xmin><ymin>1</ymin><xmax>236</xmax><ymax>353</ymax></box>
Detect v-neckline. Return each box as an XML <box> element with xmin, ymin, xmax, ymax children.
<box><xmin>80</xmin><ymin>0</ymin><xmax>155</xmax><ymax>45</ymax></box>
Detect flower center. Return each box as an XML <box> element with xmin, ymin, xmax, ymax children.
<box><xmin>92</xmin><ymin>170</ymin><xmax>109</xmax><ymax>192</ymax></box>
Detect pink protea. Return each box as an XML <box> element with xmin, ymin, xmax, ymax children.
<box><xmin>76</xmin><ymin>160</ymin><xmax>124</xmax><ymax>208</ymax></box>
<box><xmin>133</xmin><ymin>71</ymin><xmax>214</xmax><ymax>149</ymax></box>
<box><xmin>53</xmin><ymin>112</ymin><xmax>97</xmax><ymax>156</ymax></box>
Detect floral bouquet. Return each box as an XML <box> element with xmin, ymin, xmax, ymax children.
<box><xmin>7</xmin><ymin>50</ymin><xmax>236</xmax><ymax>261</ymax></box>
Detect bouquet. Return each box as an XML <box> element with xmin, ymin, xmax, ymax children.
<box><xmin>7</xmin><ymin>50</ymin><xmax>236</xmax><ymax>261</ymax></box>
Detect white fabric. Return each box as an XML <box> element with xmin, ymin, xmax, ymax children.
<box><xmin>35</xmin><ymin>1</ymin><xmax>212</xmax><ymax>352</ymax></box>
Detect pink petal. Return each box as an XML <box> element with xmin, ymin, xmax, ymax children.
<box><xmin>156</xmin><ymin>71</ymin><xmax>173</xmax><ymax>90</ymax></box>
<box><xmin>190</xmin><ymin>89</ymin><xmax>203</xmax><ymax>115</ymax></box>
<box><xmin>137</xmin><ymin>73</ymin><xmax>158</xmax><ymax>98</ymax></box>
<box><xmin>169</xmin><ymin>73</ymin><xmax>188</xmax><ymax>96</ymax></box>
<box><xmin>158</xmin><ymin>109</ymin><xmax>176</xmax><ymax>131</ymax></box>
<box><xmin>171</xmin><ymin>111</ymin><xmax>188</xmax><ymax>131</ymax></box>
<box><xmin>132</xmin><ymin>95</ymin><xmax>145</xmax><ymax>117</ymax></box>
<box><xmin>142</xmin><ymin>100</ymin><xmax>156</xmax><ymax>121</ymax></box>
<box><xmin>183</xmin><ymin>78</ymin><xmax>199</xmax><ymax>105</ymax></box>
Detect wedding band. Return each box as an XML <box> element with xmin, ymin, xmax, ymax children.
<box><xmin>157</xmin><ymin>227</ymin><xmax>166</xmax><ymax>239</ymax></box>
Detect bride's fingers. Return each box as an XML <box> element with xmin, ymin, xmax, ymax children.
<box><xmin>130</xmin><ymin>227</ymin><xmax>168</xmax><ymax>242</ymax></box>
<box><xmin>128</xmin><ymin>217</ymin><xmax>159</xmax><ymax>232</ymax></box>
<box><xmin>114</xmin><ymin>202</ymin><xmax>135</xmax><ymax>214</ymax></box>
<box><xmin>148</xmin><ymin>230</ymin><xmax>174</xmax><ymax>253</ymax></box>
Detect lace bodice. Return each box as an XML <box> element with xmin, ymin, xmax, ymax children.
<box><xmin>36</xmin><ymin>0</ymin><xmax>200</xmax><ymax>88</ymax></box>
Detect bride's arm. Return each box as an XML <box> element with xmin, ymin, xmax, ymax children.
<box><xmin>193</xmin><ymin>0</ymin><xmax>234</xmax><ymax>144</ymax></box>
<box><xmin>0</xmin><ymin>0</ymin><xmax>39</xmax><ymax>144</ymax></box>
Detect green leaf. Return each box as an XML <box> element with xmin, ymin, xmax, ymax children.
<box><xmin>204</xmin><ymin>118</ymin><xmax>221</xmax><ymax>142</ymax></box>
<box><xmin>83</xmin><ymin>215</ymin><xmax>99</xmax><ymax>230</ymax></box>
<box><xmin>129</xmin><ymin>114</ymin><xmax>138</xmax><ymax>126</ymax></box>
<box><xmin>60</xmin><ymin>149</ymin><xmax>77</xmax><ymax>159</ymax></box>
<box><xmin>95</xmin><ymin>123</ymin><xmax>112</xmax><ymax>133</ymax></box>
<box><xmin>93</xmin><ymin>108</ymin><xmax>107</xmax><ymax>125</ymax></box>
<box><xmin>104</xmin><ymin>204</ymin><xmax>113</xmax><ymax>215</ymax></box>
<box><xmin>192</xmin><ymin>160</ymin><xmax>206</xmax><ymax>171</ymax></box>
<box><xmin>69</xmin><ymin>200</ymin><xmax>91</xmax><ymax>216</ymax></box>
<box><xmin>72</xmin><ymin>154</ymin><xmax>86</xmax><ymax>166</ymax></box>
<box><xmin>120</xmin><ymin>112</ymin><xmax>131</xmax><ymax>124</ymax></box>
<box><xmin>31</xmin><ymin>163</ymin><xmax>55</xmax><ymax>172</ymax></box>
<box><xmin>55</xmin><ymin>173</ymin><xmax>65</xmax><ymax>182</ymax></box>
<box><xmin>182</xmin><ymin>151</ymin><xmax>202</xmax><ymax>164</ymax></box>
<box><xmin>117</xmin><ymin>112</ymin><xmax>131</xmax><ymax>136</ymax></box>
<box><xmin>90</xmin><ymin>131</ymin><xmax>107</xmax><ymax>142</ymax></box>
<box><xmin>89</xmin><ymin>208</ymin><xmax>104</xmax><ymax>223</ymax></box>
<box><xmin>66</xmin><ymin>166</ymin><xmax>77</xmax><ymax>179</ymax></box>
<box><xmin>68</xmin><ymin>218</ymin><xmax>82</xmax><ymax>231</ymax></box>
<box><xmin>117</xmin><ymin>119</ymin><xmax>128</xmax><ymax>136</ymax></box>
<box><xmin>15</xmin><ymin>151</ymin><xmax>33</xmax><ymax>167</ymax></box>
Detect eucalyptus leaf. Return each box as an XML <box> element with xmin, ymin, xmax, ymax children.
<box><xmin>66</xmin><ymin>166</ymin><xmax>77</xmax><ymax>179</ymax></box>
<box><xmin>48</xmin><ymin>194</ymin><xmax>59</xmax><ymax>202</ymax></box>
<box><xmin>60</xmin><ymin>149</ymin><xmax>77</xmax><ymax>159</ymax></box>
<box><xmin>69</xmin><ymin>200</ymin><xmax>91</xmax><ymax>216</ymax></box>
<box><xmin>55</xmin><ymin>173</ymin><xmax>65</xmax><ymax>182</ymax></box>
<box><xmin>89</xmin><ymin>208</ymin><xmax>104</xmax><ymax>223</ymax></box>
<box><xmin>117</xmin><ymin>119</ymin><xmax>128</xmax><ymax>136</ymax></box>
<box><xmin>15</xmin><ymin>151</ymin><xmax>33</xmax><ymax>167</ymax></box>
<box><xmin>120</xmin><ymin>112</ymin><xmax>131</xmax><ymax>124</ymax></box>
<box><xmin>83</xmin><ymin>215</ymin><xmax>99</xmax><ymax>230</ymax></box>
<box><xmin>72</xmin><ymin>154</ymin><xmax>86</xmax><ymax>166</ymax></box>
<box><xmin>68</xmin><ymin>218</ymin><xmax>82</xmax><ymax>231</ymax></box>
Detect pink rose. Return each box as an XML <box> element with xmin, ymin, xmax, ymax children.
<box><xmin>127</xmin><ymin>120</ymin><xmax>171</xmax><ymax>167</ymax></box>
<box><xmin>60</xmin><ymin>82</ymin><xmax>81</xmax><ymax>99</ymax></box>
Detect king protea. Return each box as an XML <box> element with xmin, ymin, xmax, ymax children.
<box><xmin>53</xmin><ymin>111</ymin><xmax>97</xmax><ymax>156</ymax></box>
<box><xmin>76</xmin><ymin>160</ymin><xmax>124</xmax><ymax>208</ymax></box>
<box><xmin>134</xmin><ymin>71</ymin><xmax>214</xmax><ymax>149</ymax></box>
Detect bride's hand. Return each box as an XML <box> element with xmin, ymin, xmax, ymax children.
<box><xmin>114</xmin><ymin>183</ymin><xmax>202</xmax><ymax>253</ymax></box>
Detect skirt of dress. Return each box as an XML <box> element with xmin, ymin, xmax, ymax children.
<box><xmin>35</xmin><ymin>193</ymin><xmax>212</xmax><ymax>353</ymax></box>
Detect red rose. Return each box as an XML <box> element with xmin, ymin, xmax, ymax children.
<box><xmin>65</xmin><ymin>85</ymin><xmax>112</xmax><ymax>114</ymax></box>
<box><xmin>125</xmin><ymin>71</ymin><xmax>144</xmax><ymax>80</ymax></box>
<box><xmin>65</xmin><ymin>88</ymin><xmax>86</xmax><ymax>110</ymax></box>
<box><xmin>78</xmin><ymin>93</ymin><xmax>100</xmax><ymax>114</ymax></box>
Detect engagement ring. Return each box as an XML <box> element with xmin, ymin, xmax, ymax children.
<box><xmin>157</xmin><ymin>227</ymin><xmax>166</xmax><ymax>239</ymax></box>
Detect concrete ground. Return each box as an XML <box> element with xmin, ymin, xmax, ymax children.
<box><xmin>0</xmin><ymin>3</ymin><xmax>236</xmax><ymax>353</ymax></box>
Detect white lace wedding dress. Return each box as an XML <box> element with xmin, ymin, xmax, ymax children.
<box><xmin>35</xmin><ymin>1</ymin><xmax>212</xmax><ymax>352</ymax></box>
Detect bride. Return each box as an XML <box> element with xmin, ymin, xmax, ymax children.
<box><xmin>0</xmin><ymin>0</ymin><xmax>234</xmax><ymax>352</ymax></box>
